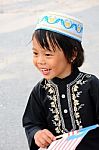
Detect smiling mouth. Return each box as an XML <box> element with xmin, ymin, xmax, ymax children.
<box><xmin>40</xmin><ymin>68</ymin><xmax>51</xmax><ymax>75</ymax></box>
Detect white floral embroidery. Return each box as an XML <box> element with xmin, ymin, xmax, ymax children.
<box><xmin>78</xmin><ymin>104</ymin><xmax>85</xmax><ymax>110</ymax></box>
<box><xmin>76</xmin><ymin>91</ymin><xmax>82</xmax><ymax>97</ymax></box>
<box><xmin>43</xmin><ymin>80</ymin><xmax>64</xmax><ymax>134</ymax></box>
<box><xmin>43</xmin><ymin>73</ymin><xmax>92</xmax><ymax>133</ymax></box>
<box><xmin>71</xmin><ymin>74</ymin><xmax>91</xmax><ymax>129</ymax></box>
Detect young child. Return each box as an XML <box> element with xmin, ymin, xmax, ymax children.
<box><xmin>22</xmin><ymin>12</ymin><xmax>99</xmax><ymax>150</ymax></box>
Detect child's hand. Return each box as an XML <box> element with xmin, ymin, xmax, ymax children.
<box><xmin>34</xmin><ymin>129</ymin><xmax>56</xmax><ymax>148</ymax></box>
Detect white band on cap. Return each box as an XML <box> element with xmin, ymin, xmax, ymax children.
<box><xmin>35</xmin><ymin>12</ymin><xmax>83</xmax><ymax>42</ymax></box>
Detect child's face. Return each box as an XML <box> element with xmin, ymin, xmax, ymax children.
<box><xmin>32</xmin><ymin>37</ymin><xmax>72</xmax><ymax>80</ymax></box>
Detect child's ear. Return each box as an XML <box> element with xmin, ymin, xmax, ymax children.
<box><xmin>71</xmin><ymin>49</ymin><xmax>78</xmax><ymax>63</ymax></box>
<box><xmin>71</xmin><ymin>50</ymin><xmax>78</xmax><ymax>62</ymax></box>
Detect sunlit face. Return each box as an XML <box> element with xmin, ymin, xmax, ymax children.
<box><xmin>32</xmin><ymin>36</ymin><xmax>72</xmax><ymax>80</ymax></box>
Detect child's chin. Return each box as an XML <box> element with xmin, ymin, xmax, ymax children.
<box><xmin>44</xmin><ymin>76</ymin><xmax>53</xmax><ymax>80</ymax></box>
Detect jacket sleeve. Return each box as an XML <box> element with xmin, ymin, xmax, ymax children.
<box><xmin>90</xmin><ymin>75</ymin><xmax>99</xmax><ymax>123</ymax></box>
<box><xmin>22</xmin><ymin>83</ymin><xmax>47</xmax><ymax>150</ymax></box>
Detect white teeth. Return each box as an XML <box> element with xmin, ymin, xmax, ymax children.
<box><xmin>41</xmin><ymin>69</ymin><xmax>48</xmax><ymax>71</ymax></box>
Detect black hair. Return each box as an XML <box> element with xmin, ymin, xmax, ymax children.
<box><xmin>32</xmin><ymin>29</ymin><xmax>84</xmax><ymax>67</ymax></box>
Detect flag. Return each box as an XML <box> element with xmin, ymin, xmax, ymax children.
<box><xmin>39</xmin><ymin>124</ymin><xmax>99</xmax><ymax>150</ymax></box>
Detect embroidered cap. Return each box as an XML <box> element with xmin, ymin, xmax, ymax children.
<box><xmin>35</xmin><ymin>12</ymin><xmax>83</xmax><ymax>42</ymax></box>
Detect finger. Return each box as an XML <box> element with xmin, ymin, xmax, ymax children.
<box><xmin>34</xmin><ymin>131</ymin><xmax>49</xmax><ymax>147</ymax></box>
<box><xmin>40</xmin><ymin>133</ymin><xmax>52</xmax><ymax>145</ymax></box>
<box><xmin>43</xmin><ymin>129</ymin><xmax>56</xmax><ymax>141</ymax></box>
<box><xmin>36</xmin><ymin>138</ymin><xmax>49</xmax><ymax>148</ymax></box>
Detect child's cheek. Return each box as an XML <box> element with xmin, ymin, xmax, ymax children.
<box><xmin>33</xmin><ymin>58</ymin><xmax>36</xmax><ymax>66</ymax></box>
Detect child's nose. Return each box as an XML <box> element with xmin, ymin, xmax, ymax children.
<box><xmin>37</xmin><ymin>56</ymin><xmax>46</xmax><ymax>65</ymax></box>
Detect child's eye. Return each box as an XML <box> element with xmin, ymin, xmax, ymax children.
<box><xmin>45</xmin><ymin>53</ymin><xmax>53</xmax><ymax>56</ymax></box>
<box><xmin>33</xmin><ymin>51</ymin><xmax>38</xmax><ymax>56</ymax></box>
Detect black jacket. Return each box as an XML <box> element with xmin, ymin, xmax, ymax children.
<box><xmin>22</xmin><ymin>68</ymin><xmax>99</xmax><ymax>150</ymax></box>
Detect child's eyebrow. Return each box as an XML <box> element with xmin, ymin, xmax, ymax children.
<box><xmin>32</xmin><ymin>47</ymin><xmax>37</xmax><ymax>51</ymax></box>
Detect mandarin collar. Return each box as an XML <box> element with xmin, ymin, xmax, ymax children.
<box><xmin>51</xmin><ymin>67</ymin><xmax>80</xmax><ymax>85</ymax></box>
